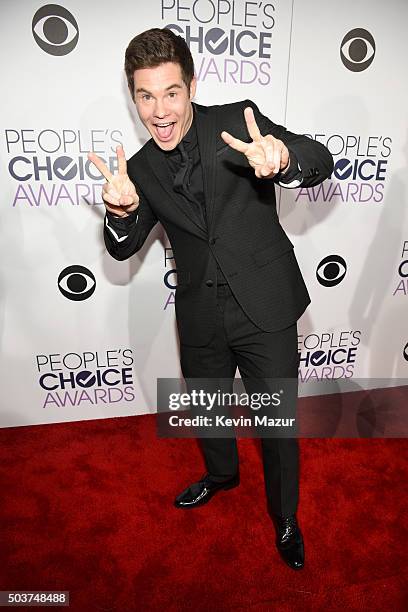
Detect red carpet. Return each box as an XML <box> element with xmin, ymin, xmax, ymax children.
<box><xmin>0</xmin><ymin>400</ymin><xmax>407</xmax><ymax>611</ymax></box>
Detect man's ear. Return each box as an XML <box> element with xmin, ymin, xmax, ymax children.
<box><xmin>189</xmin><ymin>75</ymin><xmax>197</xmax><ymax>100</ymax></box>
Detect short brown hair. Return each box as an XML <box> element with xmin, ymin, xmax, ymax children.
<box><xmin>125</xmin><ymin>28</ymin><xmax>195</xmax><ymax>102</ymax></box>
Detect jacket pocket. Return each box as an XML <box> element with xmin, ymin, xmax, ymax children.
<box><xmin>251</xmin><ymin>236</ymin><xmax>294</xmax><ymax>267</ymax></box>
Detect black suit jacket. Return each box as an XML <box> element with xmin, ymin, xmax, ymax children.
<box><xmin>104</xmin><ymin>99</ymin><xmax>334</xmax><ymax>346</ymax></box>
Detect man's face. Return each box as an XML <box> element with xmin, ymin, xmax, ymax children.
<box><xmin>133</xmin><ymin>62</ymin><xmax>197</xmax><ymax>151</ymax></box>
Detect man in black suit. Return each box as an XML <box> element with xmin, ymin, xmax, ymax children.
<box><xmin>89</xmin><ymin>28</ymin><xmax>333</xmax><ymax>570</ymax></box>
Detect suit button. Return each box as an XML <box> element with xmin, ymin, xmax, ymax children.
<box><xmin>209</xmin><ymin>238</ymin><xmax>216</xmax><ymax>245</ymax></box>
<box><xmin>206</xmin><ymin>279</ymin><xmax>214</xmax><ymax>287</ymax></box>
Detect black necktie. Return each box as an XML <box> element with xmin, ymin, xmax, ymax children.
<box><xmin>173</xmin><ymin>140</ymin><xmax>191</xmax><ymax>194</ymax></box>
<box><xmin>172</xmin><ymin>139</ymin><xmax>206</xmax><ymax>227</ymax></box>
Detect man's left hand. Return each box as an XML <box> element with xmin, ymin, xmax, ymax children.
<box><xmin>221</xmin><ymin>107</ymin><xmax>290</xmax><ymax>179</ymax></box>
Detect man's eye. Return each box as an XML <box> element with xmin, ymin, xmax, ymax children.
<box><xmin>169</xmin><ymin>92</ymin><xmax>176</xmax><ymax>98</ymax></box>
<box><xmin>142</xmin><ymin>94</ymin><xmax>151</xmax><ymax>100</ymax></box>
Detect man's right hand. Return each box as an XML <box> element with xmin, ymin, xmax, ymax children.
<box><xmin>88</xmin><ymin>145</ymin><xmax>139</xmax><ymax>218</ymax></box>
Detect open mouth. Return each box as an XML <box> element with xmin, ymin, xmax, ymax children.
<box><xmin>154</xmin><ymin>121</ymin><xmax>176</xmax><ymax>141</ymax></box>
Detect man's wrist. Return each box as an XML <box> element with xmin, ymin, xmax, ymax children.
<box><xmin>106</xmin><ymin>207</ymin><xmax>138</xmax><ymax>227</ymax></box>
<box><xmin>276</xmin><ymin>148</ymin><xmax>303</xmax><ymax>188</ymax></box>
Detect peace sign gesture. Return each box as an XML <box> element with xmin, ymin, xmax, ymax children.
<box><xmin>220</xmin><ymin>107</ymin><xmax>290</xmax><ymax>179</ymax></box>
<box><xmin>88</xmin><ymin>145</ymin><xmax>139</xmax><ymax>217</ymax></box>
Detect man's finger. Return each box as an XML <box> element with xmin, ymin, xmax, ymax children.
<box><xmin>106</xmin><ymin>204</ymin><xmax>128</xmax><ymax>217</ymax></box>
<box><xmin>257</xmin><ymin>141</ymin><xmax>273</xmax><ymax>177</ymax></box>
<box><xmin>88</xmin><ymin>152</ymin><xmax>113</xmax><ymax>182</ymax></box>
<box><xmin>259</xmin><ymin>159</ymin><xmax>274</xmax><ymax>177</ymax></box>
<box><xmin>244</xmin><ymin>107</ymin><xmax>262</xmax><ymax>143</ymax></box>
<box><xmin>221</xmin><ymin>130</ymin><xmax>249</xmax><ymax>154</ymax></box>
<box><xmin>273</xmin><ymin>145</ymin><xmax>281</xmax><ymax>174</ymax></box>
<box><xmin>103</xmin><ymin>192</ymin><xmax>120</xmax><ymax>207</ymax></box>
<box><xmin>119</xmin><ymin>194</ymin><xmax>136</xmax><ymax>206</ymax></box>
<box><xmin>263</xmin><ymin>141</ymin><xmax>274</xmax><ymax>165</ymax></box>
<box><xmin>264</xmin><ymin>134</ymin><xmax>278</xmax><ymax>172</ymax></box>
<box><xmin>116</xmin><ymin>145</ymin><xmax>127</xmax><ymax>175</ymax></box>
<box><xmin>106</xmin><ymin>185</ymin><xmax>121</xmax><ymax>199</ymax></box>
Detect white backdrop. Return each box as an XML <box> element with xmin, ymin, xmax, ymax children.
<box><xmin>1</xmin><ymin>0</ymin><xmax>407</xmax><ymax>427</ymax></box>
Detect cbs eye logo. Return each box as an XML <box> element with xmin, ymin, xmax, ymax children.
<box><xmin>32</xmin><ymin>4</ymin><xmax>79</xmax><ymax>56</ymax></box>
<box><xmin>316</xmin><ymin>255</ymin><xmax>347</xmax><ymax>287</ymax></box>
<box><xmin>58</xmin><ymin>265</ymin><xmax>96</xmax><ymax>301</ymax></box>
<box><xmin>403</xmin><ymin>343</ymin><xmax>408</xmax><ymax>362</ymax></box>
<box><xmin>340</xmin><ymin>28</ymin><xmax>375</xmax><ymax>72</ymax></box>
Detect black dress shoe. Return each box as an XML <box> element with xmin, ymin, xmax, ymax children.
<box><xmin>272</xmin><ymin>514</ymin><xmax>304</xmax><ymax>570</ymax></box>
<box><xmin>174</xmin><ymin>473</ymin><xmax>239</xmax><ymax>508</ymax></box>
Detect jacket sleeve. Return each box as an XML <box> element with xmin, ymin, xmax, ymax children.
<box><xmin>243</xmin><ymin>99</ymin><xmax>334</xmax><ymax>188</ymax></box>
<box><xmin>103</xmin><ymin>183</ymin><xmax>158</xmax><ymax>261</ymax></box>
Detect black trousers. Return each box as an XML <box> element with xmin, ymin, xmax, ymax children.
<box><xmin>179</xmin><ymin>282</ymin><xmax>300</xmax><ymax>517</ymax></box>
